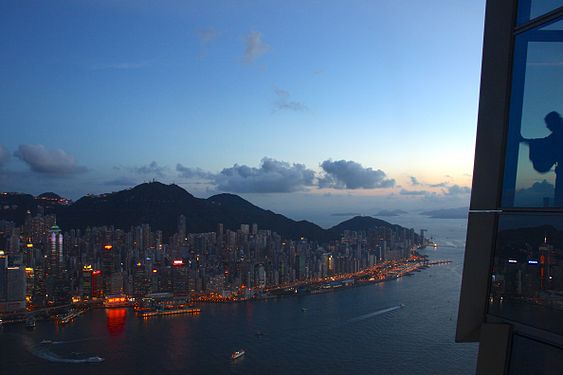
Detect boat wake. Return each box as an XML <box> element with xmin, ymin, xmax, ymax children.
<box><xmin>16</xmin><ymin>335</ymin><xmax>103</xmax><ymax>364</ymax></box>
<box><xmin>31</xmin><ymin>346</ymin><xmax>104</xmax><ymax>364</ymax></box>
<box><xmin>347</xmin><ymin>304</ymin><xmax>404</xmax><ymax>323</ymax></box>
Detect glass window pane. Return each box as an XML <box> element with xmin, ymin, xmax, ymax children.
<box><xmin>502</xmin><ymin>17</ymin><xmax>563</xmax><ymax>207</ymax></box>
<box><xmin>508</xmin><ymin>335</ymin><xmax>563</xmax><ymax>375</ymax></box>
<box><xmin>489</xmin><ymin>214</ymin><xmax>563</xmax><ymax>334</ymax></box>
<box><xmin>518</xmin><ymin>1</ymin><xmax>563</xmax><ymax>25</ymax></box>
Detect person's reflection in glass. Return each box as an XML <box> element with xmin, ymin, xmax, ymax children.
<box><xmin>521</xmin><ymin>111</ymin><xmax>563</xmax><ymax>205</ymax></box>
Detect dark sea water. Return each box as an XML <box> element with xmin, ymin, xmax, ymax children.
<box><xmin>0</xmin><ymin>216</ymin><xmax>478</xmax><ymax>374</ymax></box>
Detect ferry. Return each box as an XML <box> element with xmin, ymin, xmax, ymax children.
<box><xmin>231</xmin><ymin>350</ymin><xmax>245</xmax><ymax>360</ymax></box>
<box><xmin>25</xmin><ymin>317</ymin><xmax>36</xmax><ymax>329</ymax></box>
<box><xmin>59</xmin><ymin>309</ymin><xmax>83</xmax><ymax>324</ymax></box>
<box><xmin>136</xmin><ymin>307</ymin><xmax>201</xmax><ymax>318</ymax></box>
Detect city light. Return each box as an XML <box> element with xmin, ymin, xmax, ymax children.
<box><xmin>508</xmin><ymin>259</ymin><xmax>518</xmax><ymax>263</ymax></box>
<box><xmin>104</xmin><ymin>245</ymin><xmax>113</xmax><ymax>250</ymax></box>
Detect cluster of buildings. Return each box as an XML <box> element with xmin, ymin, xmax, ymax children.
<box><xmin>0</xmin><ymin>211</ymin><xmax>419</xmax><ymax>312</ymax></box>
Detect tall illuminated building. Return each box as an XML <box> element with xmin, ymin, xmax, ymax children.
<box><xmin>82</xmin><ymin>265</ymin><xmax>93</xmax><ymax>299</ymax></box>
<box><xmin>172</xmin><ymin>260</ymin><xmax>188</xmax><ymax>296</ymax></box>
<box><xmin>101</xmin><ymin>244</ymin><xmax>114</xmax><ymax>295</ymax></box>
<box><xmin>48</xmin><ymin>224</ymin><xmax>63</xmax><ymax>275</ymax></box>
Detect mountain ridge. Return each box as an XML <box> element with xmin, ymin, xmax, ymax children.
<box><xmin>1</xmin><ymin>182</ymin><xmax>417</xmax><ymax>243</ymax></box>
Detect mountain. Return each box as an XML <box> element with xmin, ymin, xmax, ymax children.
<box><xmin>207</xmin><ymin>193</ymin><xmax>330</xmax><ymax>242</ymax></box>
<box><xmin>37</xmin><ymin>192</ymin><xmax>63</xmax><ymax>200</ymax></box>
<box><xmin>329</xmin><ymin>215</ymin><xmax>412</xmax><ymax>235</ymax></box>
<box><xmin>54</xmin><ymin>182</ymin><xmax>330</xmax><ymax>241</ymax></box>
<box><xmin>0</xmin><ymin>192</ymin><xmax>37</xmax><ymax>224</ymax></box>
<box><xmin>1</xmin><ymin>182</ymin><xmax>416</xmax><ymax>243</ymax></box>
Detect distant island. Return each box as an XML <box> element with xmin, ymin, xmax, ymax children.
<box><xmin>331</xmin><ymin>212</ymin><xmax>362</xmax><ymax>217</ymax></box>
<box><xmin>420</xmin><ymin>207</ymin><xmax>468</xmax><ymax>219</ymax></box>
<box><xmin>375</xmin><ymin>209</ymin><xmax>408</xmax><ymax>217</ymax></box>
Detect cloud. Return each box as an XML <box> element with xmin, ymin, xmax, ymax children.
<box><xmin>409</xmin><ymin>176</ymin><xmax>421</xmax><ymax>186</ymax></box>
<box><xmin>444</xmin><ymin>184</ymin><xmax>471</xmax><ymax>195</ymax></box>
<box><xmin>135</xmin><ymin>161</ymin><xmax>167</xmax><ymax>177</ymax></box>
<box><xmin>0</xmin><ymin>145</ymin><xmax>10</xmax><ymax>167</ymax></box>
<box><xmin>197</xmin><ymin>29</ymin><xmax>218</xmax><ymax>44</ymax></box>
<box><xmin>176</xmin><ymin>164</ymin><xmax>214</xmax><ymax>179</ymax></box>
<box><xmin>319</xmin><ymin>160</ymin><xmax>395</xmax><ymax>189</ymax></box>
<box><xmin>14</xmin><ymin>144</ymin><xmax>87</xmax><ymax>176</ymax></box>
<box><xmin>104</xmin><ymin>177</ymin><xmax>138</xmax><ymax>186</ymax></box>
<box><xmin>243</xmin><ymin>31</ymin><xmax>270</xmax><ymax>64</ymax></box>
<box><xmin>400</xmin><ymin>189</ymin><xmax>428</xmax><ymax>196</ymax></box>
<box><xmin>215</xmin><ymin>157</ymin><xmax>315</xmax><ymax>193</ymax></box>
<box><xmin>273</xmin><ymin>88</ymin><xmax>308</xmax><ymax>112</ymax></box>
<box><xmin>410</xmin><ymin>175</ymin><xmax>449</xmax><ymax>188</ymax></box>
<box><xmin>429</xmin><ymin>182</ymin><xmax>449</xmax><ymax>188</ymax></box>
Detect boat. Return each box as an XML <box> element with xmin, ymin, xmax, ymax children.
<box><xmin>40</xmin><ymin>340</ymin><xmax>53</xmax><ymax>345</ymax></box>
<box><xmin>136</xmin><ymin>307</ymin><xmax>201</xmax><ymax>318</ymax></box>
<box><xmin>255</xmin><ymin>330</ymin><xmax>265</xmax><ymax>337</ymax></box>
<box><xmin>231</xmin><ymin>350</ymin><xmax>245</xmax><ymax>360</ymax></box>
<box><xmin>301</xmin><ymin>307</ymin><xmax>308</xmax><ymax>312</ymax></box>
<box><xmin>86</xmin><ymin>356</ymin><xmax>104</xmax><ymax>363</ymax></box>
<box><xmin>25</xmin><ymin>317</ymin><xmax>36</xmax><ymax>329</ymax></box>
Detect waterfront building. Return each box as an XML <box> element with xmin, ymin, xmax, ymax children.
<box><xmin>457</xmin><ymin>1</ymin><xmax>563</xmax><ymax>373</ymax></box>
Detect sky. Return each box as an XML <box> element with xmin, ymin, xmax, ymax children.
<box><xmin>0</xmin><ymin>0</ymin><xmax>485</xmax><ymax>223</ymax></box>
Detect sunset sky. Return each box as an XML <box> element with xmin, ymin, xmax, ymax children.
<box><xmin>0</xmin><ymin>1</ymin><xmax>485</xmax><ymax>222</ymax></box>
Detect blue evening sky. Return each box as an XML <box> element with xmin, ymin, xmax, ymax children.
<box><xmin>0</xmin><ymin>1</ymin><xmax>485</xmax><ymax>222</ymax></box>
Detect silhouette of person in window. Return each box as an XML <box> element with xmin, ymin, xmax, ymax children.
<box><xmin>521</xmin><ymin>111</ymin><xmax>563</xmax><ymax>205</ymax></box>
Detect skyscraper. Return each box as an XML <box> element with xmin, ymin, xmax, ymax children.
<box><xmin>48</xmin><ymin>224</ymin><xmax>63</xmax><ymax>275</ymax></box>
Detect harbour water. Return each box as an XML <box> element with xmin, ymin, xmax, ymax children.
<box><xmin>0</xmin><ymin>215</ymin><xmax>478</xmax><ymax>374</ymax></box>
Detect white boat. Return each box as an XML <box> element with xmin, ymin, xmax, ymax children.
<box><xmin>231</xmin><ymin>350</ymin><xmax>245</xmax><ymax>360</ymax></box>
<box><xmin>40</xmin><ymin>340</ymin><xmax>53</xmax><ymax>345</ymax></box>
